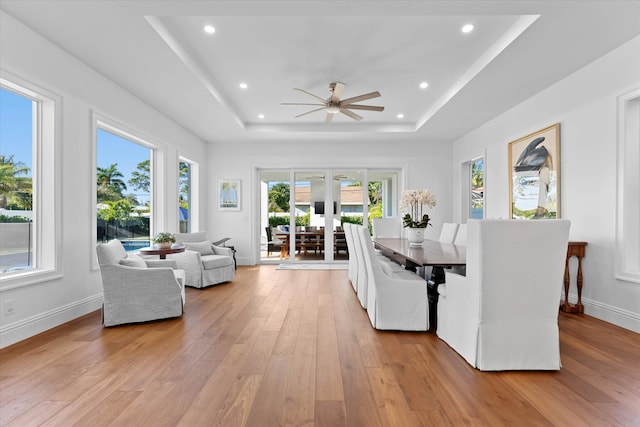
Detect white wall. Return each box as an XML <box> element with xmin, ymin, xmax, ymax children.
<box><xmin>206</xmin><ymin>138</ymin><xmax>453</xmax><ymax>265</ymax></box>
<box><xmin>452</xmin><ymin>36</ymin><xmax>640</xmax><ymax>332</ymax></box>
<box><xmin>0</xmin><ymin>12</ymin><xmax>207</xmax><ymax>348</ymax></box>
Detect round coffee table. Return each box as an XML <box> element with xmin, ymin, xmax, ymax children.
<box><xmin>139</xmin><ymin>244</ymin><xmax>186</xmax><ymax>259</ymax></box>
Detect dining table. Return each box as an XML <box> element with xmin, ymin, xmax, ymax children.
<box><xmin>275</xmin><ymin>230</ymin><xmax>346</xmax><ymax>258</ymax></box>
<box><xmin>373</xmin><ymin>238</ymin><xmax>466</xmax><ymax>331</ymax></box>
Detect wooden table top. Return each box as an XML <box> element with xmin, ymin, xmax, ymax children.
<box><xmin>373</xmin><ymin>238</ymin><xmax>466</xmax><ymax>266</ymax></box>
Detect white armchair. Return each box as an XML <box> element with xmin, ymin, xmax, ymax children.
<box><xmin>170</xmin><ymin>232</ymin><xmax>235</xmax><ymax>288</ymax></box>
<box><xmin>96</xmin><ymin>239</ymin><xmax>185</xmax><ymax>327</ymax></box>
<box><xmin>437</xmin><ymin>219</ymin><xmax>570</xmax><ymax>370</ymax></box>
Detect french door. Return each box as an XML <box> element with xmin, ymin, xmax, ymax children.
<box><xmin>259</xmin><ymin>168</ymin><xmax>399</xmax><ymax>264</ymax></box>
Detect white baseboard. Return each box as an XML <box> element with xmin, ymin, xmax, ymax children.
<box><xmin>568</xmin><ymin>292</ymin><xmax>640</xmax><ymax>333</ymax></box>
<box><xmin>0</xmin><ymin>294</ymin><xmax>103</xmax><ymax>349</ymax></box>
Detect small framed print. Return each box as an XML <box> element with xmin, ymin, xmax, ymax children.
<box><xmin>508</xmin><ymin>123</ymin><xmax>561</xmax><ymax>219</ymax></box>
<box><xmin>218</xmin><ymin>179</ymin><xmax>241</xmax><ymax>211</ymax></box>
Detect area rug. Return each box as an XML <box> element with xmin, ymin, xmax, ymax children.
<box><xmin>277</xmin><ymin>263</ymin><xmax>348</xmax><ymax>270</ymax></box>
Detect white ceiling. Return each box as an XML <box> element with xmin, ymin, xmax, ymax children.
<box><xmin>2</xmin><ymin>1</ymin><xmax>639</xmax><ymax>144</ymax></box>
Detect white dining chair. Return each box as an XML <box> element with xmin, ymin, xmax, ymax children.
<box><xmin>437</xmin><ymin>219</ymin><xmax>571</xmax><ymax>370</ymax></box>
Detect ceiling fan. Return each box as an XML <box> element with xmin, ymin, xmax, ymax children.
<box><xmin>282</xmin><ymin>82</ymin><xmax>384</xmax><ymax>122</ymax></box>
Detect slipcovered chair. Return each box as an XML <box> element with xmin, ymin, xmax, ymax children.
<box><xmin>453</xmin><ymin>223</ymin><xmax>467</xmax><ymax>246</ymax></box>
<box><xmin>439</xmin><ymin>223</ymin><xmax>459</xmax><ymax>244</ymax></box>
<box><xmin>352</xmin><ymin>225</ymin><xmax>420</xmax><ymax>309</ymax></box>
<box><xmin>343</xmin><ymin>223</ymin><xmax>359</xmax><ymax>292</ymax></box>
<box><xmin>437</xmin><ymin>219</ymin><xmax>570</xmax><ymax>371</ymax></box>
<box><xmin>96</xmin><ymin>239</ymin><xmax>185</xmax><ymax>327</ymax></box>
<box><xmin>357</xmin><ymin>226</ymin><xmax>428</xmax><ymax>331</ymax></box>
<box><xmin>171</xmin><ymin>232</ymin><xmax>235</xmax><ymax>288</ymax></box>
<box><xmin>372</xmin><ymin>217</ymin><xmax>402</xmax><ymax>238</ymax></box>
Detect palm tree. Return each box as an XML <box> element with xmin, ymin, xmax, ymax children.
<box><xmin>97</xmin><ymin>163</ymin><xmax>127</xmax><ymax>202</ymax></box>
<box><xmin>129</xmin><ymin>159</ymin><xmax>150</xmax><ymax>193</ymax></box>
<box><xmin>0</xmin><ymin>154</ymin><xmax>31</xmax><ymax>209</ymax></box>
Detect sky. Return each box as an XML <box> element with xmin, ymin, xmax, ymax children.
<box><xmin>0</xmin><ymin>87</ymin><xmax>33</xmax><ymax>173</ymax></box>
<box><xmin>97</xmin><ymin>128</ymin><xmax>150</xmax><ymax>204</ymax></box>
<box><xmin>1</xmin><ymin>86</ymin><xmax>150</xmax><ymax>204</ymax></box>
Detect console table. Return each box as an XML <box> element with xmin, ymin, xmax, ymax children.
<box><xmin>561</xmin><ymin>241</ymin><xmax>587</xmax><ymax>314</ymax></box>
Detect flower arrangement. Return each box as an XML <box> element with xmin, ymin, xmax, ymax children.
<box><xmin>400</xmin><ymin>189</ymin><xmax>436</xmax><ymax>228</ymax></box>
<box><xmin>152</xmin><ymin>232</ymin><xmax>176</xmax><ymax>244</ymax></box>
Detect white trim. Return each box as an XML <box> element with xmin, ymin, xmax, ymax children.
<box><xmin>0</xmin><ymin>294</ymin><xmax>103</xmax><ymax>349</ymax></box>
<box><xmin>0</xmin><ymin>71</ymin><xmax>63</xmax><ymax>290</ymax></box>
<box><xmin>92</xmin><ymin>111</ymin><xmax>168</xmax><ymax>269</ymax></box>
<box><xmin>615</xmin><ymin>87</ymin><xmax>640</xmax><ymax>284</ymax></box>
<box><xmin>578</xmin><ymin>294</ymin><xmax>640</xmax><ymax>334</ymax></box>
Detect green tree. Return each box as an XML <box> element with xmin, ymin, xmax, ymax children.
<box><xmin>268</xmin><ymin>182</ymin><xmax>290</xmax><ymax>212</ymax></box>
<box><xmin>128</xmin><ymin>159</ymin><xmax>150</xmax><ymax>193</ymax></box>
<box><xmin>98</xmin><ymin>199</ymin><xmax>134</xmax><ymax>225</ymax></box>
<box><xmin>0</xmin><ymin>154</ymin><xmax>31</xmax><ymax>209</ymax></box>
<box><xmin>97</xmin><ymin>163</ymin><xmax>127</xmax><ymax>202</ymax></box>
<box><xmin>179</xmin><ymin>162</ymin><xmax>190</xmax><ymax>209</ymax></box>
<box><xmin>367</xmin><ymin>181</ymin><xmax>382</xmax><ymax>206</ymax></box>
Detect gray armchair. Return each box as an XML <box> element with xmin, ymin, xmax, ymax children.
<box><xmin>171</xmin><ymin>232</ymin><xmax>235</xmax><ymax>288</ymax></box>
<box><xmin>96</xmin><ymin>239</ymin><xmax>185</xmax><ymax>327</ymax></box>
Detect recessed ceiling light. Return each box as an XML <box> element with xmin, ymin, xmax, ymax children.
<box><xmin>419</xmin><ymin>81</ymin><xmax>429</xmax><ymax>89</ymax></box>
<box><xmin>397</xmin><ymin>113</ymin><xmax>404</xmax><ymax>119</ymax></box>
<box><xmin>461</xmin><ymin>24</ymin><xmax>474</xmax><ymax>33</ymax></box>
<box><xmin>239</xmin><ymin>82</ymin><xmax>248</xmax><ymax>89</ymax></box>
<box><xmin>258</xmin><ymin>114</ymin><xmax>265</xmax><ymax>119</ymax></box>
<box><xmin>204</xmin><ymin>25</ymin><xmax>215</xmax><ymax>34</ymax></box>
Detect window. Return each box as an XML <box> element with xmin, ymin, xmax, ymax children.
<box><xmin>96</xmin><ymin>124</ymin><xmax>152</xmax><ymax>252</ymax></box>
<box><xmin>616</xmin><ymin>87</ymin><xmax>640</xmax><ymax>283</ymax></box>
<box><xmin>0</xmin><ymin>75</ymin><xmax>61</xmax><ymax>287</ymax></box>
<box><xmin>470</xmin><ymin>157</ymin><xmax>484</xmax><ymax>219</ymax></box>
<box><xmin>178</xmin><ymin>159</ymin><xmax>196</xmax><ymax>233</ymax></box>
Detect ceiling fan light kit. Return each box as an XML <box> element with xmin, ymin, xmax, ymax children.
<box><xmin>282</xmin><ymin>82</ymin><xmax>384</xmax><ymax>122</ymax></box>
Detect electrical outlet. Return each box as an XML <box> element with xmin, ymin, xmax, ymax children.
<box><xmin>4</xmin><ymin>300</ymin><xmax>15</xmax><ymax>316</ymax></box>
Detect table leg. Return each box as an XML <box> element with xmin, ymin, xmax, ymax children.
<box><xmin>562</xmin><ymin>255</ymin><xmax>573</xmax><ymax>312</ymax></box>
<box><xmin>576</xmin><ymin>256</ymin><xmax>585</xmax><ymax>313</ymax></box>
<box><xmin>427</xmin><ymin>266</ymin><xmax>446</xmax><ymax>333</ymax></box>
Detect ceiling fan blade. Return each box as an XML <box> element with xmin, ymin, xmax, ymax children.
<box><xmin>340</xmin><ymin>109</ymin><xmax>363</xmax><ymax>121</ymax></box>
<box><xmin>293</xmin><ymin>88</ymin><xmax>327</xmax><ymax>103</ymax></box>
<box><xmin>294</xmin><ymin>107</ymin><xmax>326</xmax><ymax>118</ymax></box>
<box><xmin>281</xmin><ymin>102</ymin><xmax>326</xmax><ymax>106</ymax></box>
<box><xmin>325</xmin><ymin>112</ymin><xmax>334</xmax><ymax>123</ymax></box>
<box><xmin>345</xmin><ymin>104</ymin><xmax>385</xmax><ymax>112</ymax></box>
<box><xmin>340</xmin><ymin>91</ymin><xmax>381</xmax><ymax>106</ymax></box>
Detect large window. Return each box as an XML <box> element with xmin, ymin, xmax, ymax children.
<box><xmin>178</xmin><ymin>159</ymin><xmax>194</xmax><ymax>233</ymax></box>
<box><xmin>470</xmin><ymin>157</ymin><xmax>484</xmax><ymax>219</ymax></box>
<box><xmin>0</xmin><ymin>75</ymin><xmax>60</xmax><ymax>285</ymax></box>
<box><xmin>96</xmin><ymin>127</ymin><xmax>152</xmax><ymax>251</ymax></box>
<box><xmin>616</xmin><ymin>87</ymin><xmax>640</xmax><ymax>283</ymax></box>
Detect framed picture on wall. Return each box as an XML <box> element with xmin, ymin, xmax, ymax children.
<box><xmin>508</xmin><ymin>123</ymin><xmax>561</xmax><ymax>219</ymax></box>
<box><xmin>218</xmin><ymin>179</ymin><xmax>241</xmax><ymax>211</ymax></box>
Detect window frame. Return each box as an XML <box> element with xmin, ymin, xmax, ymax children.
<box><xmin>91</xmin><ymin>112</ymin><xmax>166</xmax><ymax>270</ymax></box>
<box><xmin>0</xmin><ymin>72</ymin><xmax>62</xmax><ymax>290</ymax></box>
<box><xmin>177</xmin><ymin>155</ymin><xmax>199</xmax><ymax>233</ymax></box>
<box><xmin>615</xmin><ymin>87</ymin><xmax>640</xmax><ymax>283</ymax></box>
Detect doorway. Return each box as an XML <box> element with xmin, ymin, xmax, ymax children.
<box><xmin>258</xmin><ymin>168</ymin><xmax>400</xmax><ymax>264</ymax></box>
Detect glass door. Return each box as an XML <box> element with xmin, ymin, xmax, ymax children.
<box><xmin>292</xmin><ymin>170</ymin><xmax>326</xmax><ymax>262</ymax></box>
<box><xmin>259</xmin><ymin>168</ymin><xmax>401</xmax><ymax>264</ymax></box>
<box><xmin>259</xmin><ymin>170</ymin><xmax>291</xmax><ymax>262</ymax></box>
<box><xmin>332</xmin><ymin>170</ymin><xmax>366</xmax><ymax>261</ymax></box>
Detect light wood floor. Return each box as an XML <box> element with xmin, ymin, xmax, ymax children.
<box><xmin>1</xmin><ymin>266</ymin><xmax>639</xmax><ymax>426</ymax></box>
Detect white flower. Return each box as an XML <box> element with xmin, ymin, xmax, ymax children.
<box><xmin>400</xmin><ymin>189</ymin><xmax>436</xmax><ymax>228</ymax></box>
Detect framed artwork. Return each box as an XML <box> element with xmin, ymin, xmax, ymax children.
<box><xmin>218</xmin><ymin>179</ymin><xmax>241</xmax><ymax>211</ymax></box>
<box><xmin>508</xmin><ymin>123</ymin><xmax>561</xmax><ymax>219</ymax></box>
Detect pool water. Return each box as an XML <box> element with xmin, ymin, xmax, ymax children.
<box><xmin>121</xmin><ymin>240</ymin><xmax>150</xmax><ymax>251</ymax></box>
